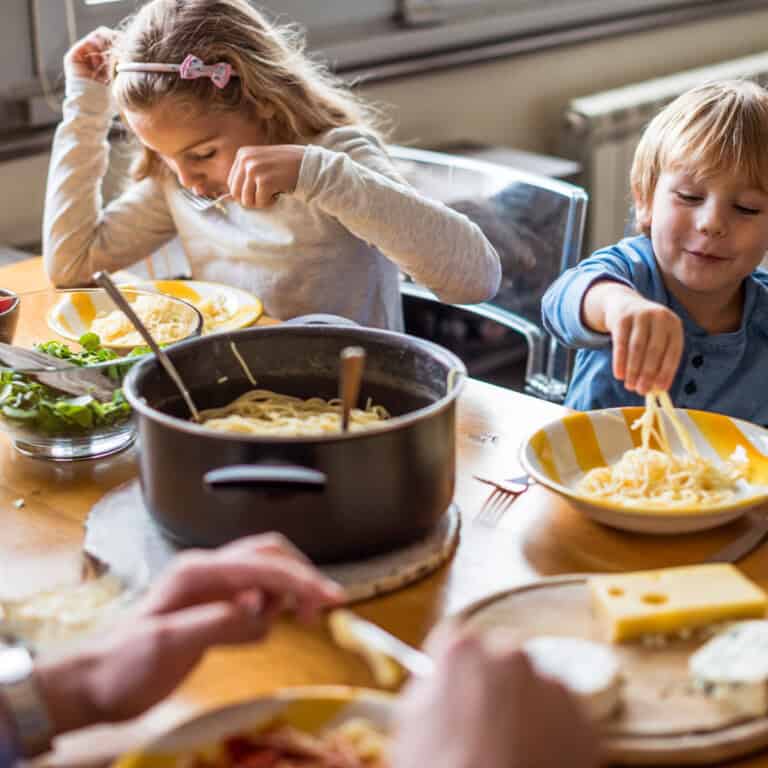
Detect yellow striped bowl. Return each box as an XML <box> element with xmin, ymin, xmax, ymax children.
<box><xmin>112</xmin><ymin>686</ymin><xmax>394</xmax><ymax>767</ymax></box>
<box><xmin>520</xmin><ymin>408</ymin><xmax>768</xmax><ymax>534</ymax></box>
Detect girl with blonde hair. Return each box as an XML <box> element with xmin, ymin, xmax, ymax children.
<box><xmin>543</xmin><ymin>80</ymin><xmax>768</xmax><ymax>425</ymax></box>
<box><xmin>44</xmin><ymin>0</ymin><xmax>500</xmax><ymax>329</ymax></box>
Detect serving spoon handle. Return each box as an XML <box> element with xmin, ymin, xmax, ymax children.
<box><xmin>93</xmin><ymin>271</ymin><xmax>201</xmax><ymax>422</ymax></box>
<box><xmin>338</xmin><ymin>346</ymin><xmax>366</xmax><ymax>432</ymax></box>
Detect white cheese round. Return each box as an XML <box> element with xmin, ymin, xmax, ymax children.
<box><xmin>689</xmin><ymin>620</ymin><xmax>768</xmax><ymax>717</ymax></box>
<box><xmin>523</xmin><ymin>635</ymin><xmax>623</xmax><ymax>721</ymax></box>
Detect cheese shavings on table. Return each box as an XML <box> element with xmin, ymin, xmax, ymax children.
<box><xmin>689</xmin><ymin>620</ymin><xmax>768</xmax><ymax>718</ymax></box>
<box><xmin>577</xmin><ymin>391</ymin><xmax>745</xmax><ymax>508</ymax></box>
<box><xmin>91</xmin><ymin>294</ymin><xmax>196</xmax><ymax>347</ymax></box>
<box><xmin>523</xmin><ymin>636</ymin><xmax>622</xmax><ymax>720</ymax></box>
<box><xmin>0</xmin><ymin>573</ymin><xmax>124</xmax><ymax>653</ymax></box>
<box><xmin>589</xmin><ymin>564</ymin><xmax>768</xmax><ymax>643</ymax></box>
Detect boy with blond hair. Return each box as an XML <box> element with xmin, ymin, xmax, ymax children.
<box><xmin>543</xmin><ymin>80</ymin><xmax>768</xmax><ymax>424</ymax></box>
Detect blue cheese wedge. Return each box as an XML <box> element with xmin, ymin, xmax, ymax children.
<box><xmin>523</xmin><ymin>636</ymin><xmax>622</xmax><ymax>720</ymax></box>
<box><xmin>689</xmin><ymin>620</ymin><xmax>768</xmax><ymax>718</ymax></box>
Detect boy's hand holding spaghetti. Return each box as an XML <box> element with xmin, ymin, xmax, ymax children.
<box><xmin>64</xmin><ymin>27</ymin><xmax>116</xmax><ymax>84</ymax></box>
<box><xmin>227</xmin><ymin>145</ymin><xmax>305</xmax><ymax>209</ymax></box>
<box><xmin>583</xmin><ymin>280</ymin><xmax>684</xmax><ymax>395</ymax></box>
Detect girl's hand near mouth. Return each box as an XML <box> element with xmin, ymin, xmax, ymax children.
<box><xmin>227</xmin><ymin>145</ymin><xmax>305</xmax><ymax>209</ymax></box>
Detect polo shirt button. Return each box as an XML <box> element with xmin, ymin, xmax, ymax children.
<box><xmin>691</xmin><ymin>355</ymin><xmax>703</xmax><ymax>368</ymax></box>
<box><xmin>684</xmin><ymin>380</ymin><xmax>697</xmax><ymax>395</ymax></box>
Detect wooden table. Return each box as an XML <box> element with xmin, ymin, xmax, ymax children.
<box><xmin>1</xmin><ymin>259</ymin><xmax>767</xmax><ymax>766</ymax></box>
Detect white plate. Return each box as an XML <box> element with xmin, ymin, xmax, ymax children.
<box><xmin>113</xmin><ymin>686</ymin><xmax>394</xmax><ymax>767</ymax></box>
<box><xmin>520</xmin><ymin>407</ymin><xmax>768</xmax><ymax>534</ymax></box>
<box><xmin>118</xmin><ymin>280</ymin><xmax>263</xmax><ymax>334</ymax></box>
<box><xmin>46</xmin><ymin>287</ymin><xmax>202</xmax><ymax>349</ymax></box>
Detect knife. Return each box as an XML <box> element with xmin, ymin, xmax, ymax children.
<box><xmin>328</xmin><ymin>610</ymin><xmax>434</xmax><ymax>685</ymax></box>
<box><xmin>706</xmin><ymin>513</ymin><xmax>768</xmax><ymax>564</ymax></box>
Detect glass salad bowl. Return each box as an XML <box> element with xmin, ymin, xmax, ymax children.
<box><xmin>0</xmin><ymin>287</ymin><xmax>203</xmax><ymax>460</ymax></box>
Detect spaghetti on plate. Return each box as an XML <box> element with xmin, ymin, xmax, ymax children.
<box><xmin>577</xmin><ymin>392</ymin><xmax>745</xmax><ymax>508</ymax></box>
<box><xmin>91</xmin><ymin>294</ymin><xmax>196</xmax><ymax>347</ymax></box>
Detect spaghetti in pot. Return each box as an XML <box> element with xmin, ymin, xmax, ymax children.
<box><xmin>577</xmin><ymin>392</ymin><xmax>745</xmax><ymax>508</ymax></box>
<box><xmin>197</xmin><ymin>389</ymin><xmax>390</xmax><ymax>436</ymax></box>
<box><xmin>196</xmin><ymin>341</ymin><xmax>390</xmax><ymax>436</ymax></box>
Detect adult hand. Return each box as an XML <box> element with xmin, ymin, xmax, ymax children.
<box><xmin>392</xmin><ymin>627</ymin><xmax>601</xmax><ymax>768</ymax></box>
<box><xmin>64</xmin><ymin>27</ymin><xmax>116</xmax><ymax>84</ymax></box>
<box><xmin>228</xmin><ymin>145</ymin><xmax>305</xmax><ymax>209</ymax></box>
<box><xmin>584</xmin><ymin>281</ymin><xmax>683</xmax><ymax>395</ymax></box>
<box><xmin>36</xmin><ymin>534</ymin><xmax>345</xmax><ymax>735</ymax></box>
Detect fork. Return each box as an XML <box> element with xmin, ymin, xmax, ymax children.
<box><xmin>179</xmin><ymin>188</ymin><xmax>231</xmax><ymax>212</ymax></box>
<box><xmin>180</xmin><ymin>187</ymin><xmax>282</xmax><ymax>212</ymax></box>
<box><xmin>474</xmin><ymin>474</ymin><xmax>531</xmax><ymax>526</ymax></box>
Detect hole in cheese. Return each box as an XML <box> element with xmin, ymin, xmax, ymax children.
<box><xmin>641</xmin><ymin>593</ymin><xmax>668</xmax><ymax>605</ymax></box>
<box><xmin>608</xmin><ymin>587</ymin><xmax>625</xmax><ymax>597</ymax></box>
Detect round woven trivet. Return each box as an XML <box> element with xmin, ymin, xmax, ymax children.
<box><xmin>85</xmin><ymin>479</ymin><xmax>460</xmax><ymax>603</ymax></box>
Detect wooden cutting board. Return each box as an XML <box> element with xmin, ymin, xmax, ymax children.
<box><xmin>450</xmin><ymin>575</ymin><xmax>768</xmax><ymax>766</ymax></box>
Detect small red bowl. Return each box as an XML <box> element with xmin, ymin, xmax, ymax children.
<box><xmin>0</xmin><ymin>289</ymin><xmax>19</xmax><ymax>343</ymax></box>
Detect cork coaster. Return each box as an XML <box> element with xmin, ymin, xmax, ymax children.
<box><xmin>84</xmin><ymin>479</ymin><xmax>460</xmax><ymax>603</ymax></box>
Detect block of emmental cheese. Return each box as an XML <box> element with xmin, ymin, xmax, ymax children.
<box><xmin>589</xmin><ymin>564</ymin><xmax>768</xmax><ymax>643</ymax></box>
<box><xmin>689</xmin><ymin>621</ymin><xmax>768</xmax><ymax>718</ymax></box>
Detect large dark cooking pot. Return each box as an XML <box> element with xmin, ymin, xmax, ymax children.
<box><xmin>123</xmin><ymin>323</ymin><xmax>466</xmax><ymax>562</ymax></box>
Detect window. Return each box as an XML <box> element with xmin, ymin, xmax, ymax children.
<box><xmin>22</xmin><ymin>0</ymin><xmax>763</xmax><ymax>89</ymax></box>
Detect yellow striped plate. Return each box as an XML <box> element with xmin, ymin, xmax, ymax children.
<box><xmin>112</xmin><ymin>686</ymin><xmax>394</xmax><ymax>767</ymax></box>
<box><xmin>520</xmin><ymin>408</ymin><xmax>768</xmax><ymax>534</ymax></box>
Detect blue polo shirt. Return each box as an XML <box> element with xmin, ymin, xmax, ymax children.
<box><xmin>542</xmin><ymin>235</ymin><xmax>768</xmax><ymax>426</ymax></box>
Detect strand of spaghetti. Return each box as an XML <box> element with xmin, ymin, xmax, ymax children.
<box><xmin>658</xmin><ymin>390</ymin><xmax>699</xmax><ymax>457</ymax></box>
<box><xmin>230</xmin><ymin>341</ymin><xmax>257</xmax><ymax>386</ymax></box>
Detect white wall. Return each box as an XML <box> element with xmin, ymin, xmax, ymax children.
<box><xmin>3</xmin><ymin>7</ymin><xmax>768</xmax><ymax>248</ymax></box>
<box><xmin>0</xmin><ymin>155</ymin><xmax>50</xmax><ymax>248</ymax></box>
<box><xmin>360</xmin><ymin>7</ymin><xmax>768</xmax><ymax>152</ymax></box>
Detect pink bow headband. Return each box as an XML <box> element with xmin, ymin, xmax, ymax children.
<box><xmin>118</xmin><ymin>54</ymin><xmax>237</xmax><ymax>89</ymax></box>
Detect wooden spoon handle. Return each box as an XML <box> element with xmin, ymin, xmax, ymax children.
<box><xmin>339</xmin><ymin>346</ymin><xmax>366</xmax><ymax>432</ymax></box>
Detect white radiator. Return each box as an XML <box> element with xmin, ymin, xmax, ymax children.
<box><xmin>561</xmin><ymin>52</ymin><xmax>768</xmax><ymax>254</ymax></box>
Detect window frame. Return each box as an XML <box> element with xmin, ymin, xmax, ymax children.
<box><xmin>29</xmin><ymin>0</ymin><xmax>768</xmax><ymax>91</ymax></box>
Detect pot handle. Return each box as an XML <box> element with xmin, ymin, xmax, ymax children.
<box><xmin>204</xmin><ymin>464</ymin><xmax>327</xmax><ymax>492</ymax></box>
<box><xmin>282</xmin><ymin>313</ymin><xmax>359</xmax><ymax>327</ymax></box>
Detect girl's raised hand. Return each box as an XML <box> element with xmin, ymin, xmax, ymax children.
<box><xmin>599</xmin><ymin>286</ymin><xmax>684</xmax><ymax>395</ymax></box>
<box><xmin>228</xmin><ymin>145</ymin><xmax>305</xmax><ymax>209</ymax></box>
<box><xmin>64</xmin><ymin>27</ymin><xmax>116</xmax><ymax>84</ymax></box>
